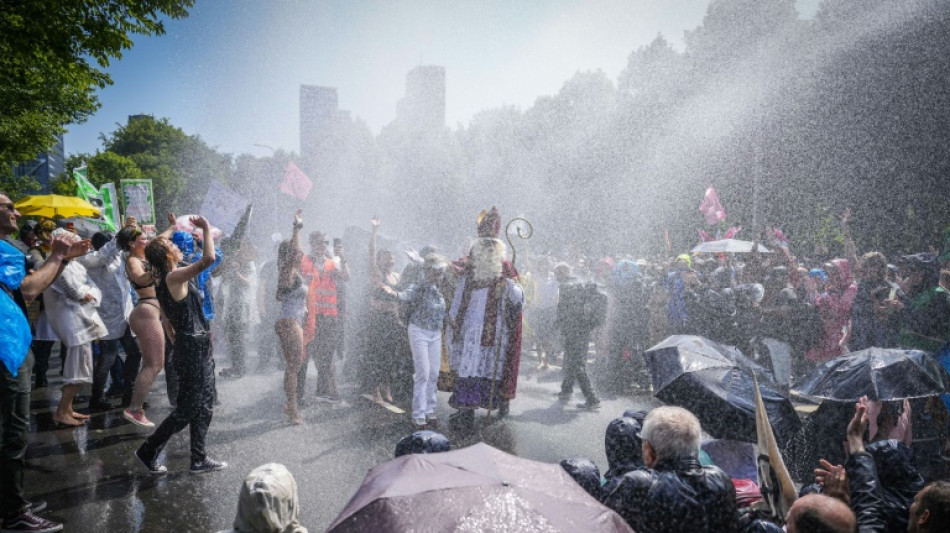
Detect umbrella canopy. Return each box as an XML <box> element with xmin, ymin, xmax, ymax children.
<box><xmin>57</xmin><ymin>217</ymin><xmax>106</xmax><ymax>239</ymax></box>
<box><xmin>795</xmin><ymin>347</ymin><xmax>950</xmax><ymax>401</ymax></box>
<box><xmin>15</xmin><ymin>194</ymin><xmax>100</xmax><ymax>219</ymax></box>
<box><xmin>327</xmin><ymin>442</ymin><xmax>633</xmax><ymax>533</ymax></box>
<box><xmin>173</xmin><ymin>215</ymin><xmax>222</xmax><ymax>240</ymax></box>
<box><xmin>691</xmin><ymin>239</ymin><xmax>770</xmax><ymax>254</ymax></box>
<box><xmin>645</xmin><ymin>335</ymin><xmax>801</xmax><ymax>448</ymax></box>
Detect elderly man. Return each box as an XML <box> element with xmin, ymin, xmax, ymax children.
<box><xmin>602</xmin><ymin>406</ymin><xmax>737</xmax><ymax>533</ymax></box>
<box><xmin>786</xmin><ymin>494</ymin><xmax>856</xmax><ymax>533</ymax></box>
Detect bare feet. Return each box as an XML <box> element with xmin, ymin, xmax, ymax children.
<box><xmin>53</xmin><ymin>414</ymin><xmax>84</xmax><ymax>427</ymax></box>
<box><xmin>383</xmin><ymin>386</ymin><xmax>394</xmax><ymax>404</ymax></box>
<box><xmin>289</xmin><ymin>412</ymin><xmax>304</xmax><ymax>425</ymax></box>
<box><xmin>71</xmin><ymin>411</ymin><xmax>90</xmax><ymax>420</ymax></box>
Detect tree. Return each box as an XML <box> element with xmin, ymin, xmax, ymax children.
<box><xmin>50</xmin><ymin>151</ymin><xmax>143</xmax><ymax>196</ymax></box>
<box><xmin>0</xmin><ymin>0</ymin><xmax>194</xmax><ymax>166</ymax></box>
<box><xmin>103</xmin><ymin>115</ymin><xmax>231</xmax><ymax>217</ymax></box>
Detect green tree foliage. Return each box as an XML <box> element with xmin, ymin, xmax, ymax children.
<box><xmin>0</xmin><ymin>1</ymin><xmax>193</xmax><ymax>167</ymax></box>
<box><xmin>103</xmin><ymin>116</ymin><xmax>232</xmax><ymax>217</ymax></box>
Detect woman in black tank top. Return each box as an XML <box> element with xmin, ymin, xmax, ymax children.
<box><xmin>133</xmin><ymin>216</ymin><xmax>227</xmax><ymax>475</ymax></box>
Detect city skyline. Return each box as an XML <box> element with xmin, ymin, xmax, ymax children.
<box><xmin>63</xmin><ymin>0</ymin><xmax>820</xmax><ymax>158</ymax></box>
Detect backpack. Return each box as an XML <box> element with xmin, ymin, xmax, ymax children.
<box><xmin>560</xmin><ymin>281</ymin><xmax>608</xmax><ymax>331</ymax></box>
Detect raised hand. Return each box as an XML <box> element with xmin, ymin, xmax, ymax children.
<box><xmin>815</xmin><ymin>459</ymin><xmax>850</xmax><ymax>505</ymax></box>
<box><xmin>167</xmin><ymin>212</ymin><xmax>177</xmax><ymax>226</ymax></box>
<box><xmin>124</xmin><ymin>215</ymin><xmax>138</xmax><ymax>228</ymax></box>
<box><xmin>293</xmin><ymin>209</ymin><xmax>303</xmax><ymax>227</ymax></box>
<box><xmin>191</xmin><ymin>216</ymin><xmax>210</xmax><ymax>231</ymax></box>
<box><xmin>371</xmin><ymin>216</ymin><xmax>381</xmax><ymax>229</ymax></box>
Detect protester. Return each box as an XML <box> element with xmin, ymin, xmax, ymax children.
<box><xmin>805</xmin><ymin>259</ymin><xmax>856</xmax><ymax>368</ymax></box>
<box><xmin>119</xmin><ymin>215</ymin><xmax>177</xmax><ymax>428</ymax></box>
<box><xmin>850</xmin><ymin>251</ymin><xmax>905</xmax><ymax>351</ymax></box>
<box><xmin>602</xmin><ymin>416</ymin><xmax>645</xmax><ymax>484</ymax></box>
<box><xmin>393</xmin><ymin>430</ymin><xmax>451</xmax><ymax>458</ymax></box>
<box><xmin>78</xmin><ymin>231</ymin><xmax>140</xmax><ymax>411</ymax></box>
<box><xmin>446</xmin><ymin>208</ymin><xmax>524</xmax><ymax>429</ymax></box>
<box><xmin>366</xmin><ymin>217</ymin><xmax>401</xmax><ymax>405</ymax></box>
<box><xmin>135</xmin><ymin>215</ymin><xmax>227</xmax><ymax>475</ymax></box>
<box><xmin>391</xmin><ymin>253</ymin><xmax>448</xmax><ymax>429</ymax></box>
<box><xmin>220</xmin><ymin>239</ymin><xmax>256</xmax><ymax>378</ymax></box>
<box><xmin>27</xmin><ymin>220</ymin><xmax>60</xmax><ymax>389</ymax></box>
<box><xmin>785</xmin><ymin>494</ymin><xmax>856</xmax><ymax>533</ymax></box>
<box><xmin>602</xmin><ymin>406</ymin><xmax>737</xmax><ymax>533</ymax></box>
<box><xmin>554</xmin><ymin>262</ymin><xmax>601</xmax><ymax>410</ymax></box>
<box><xmin>0</xmin><ymin>191</ymin><xmax>89</xmax><ymax>533</ymax></box>
<box><xmin>42</xmin><ymin>228</ymin><xmax>107</xmax><ymax>426</ymax></box>
<box><xmin>297</xmin><ymin>228</ymin><xmax>349</xmax><ymax>403</ymax></box>
<box><xmin>218</xmin><ymin>463</ymin><xmax>307</xmax><ymax>533</ymax></box>
<box><xmin>604</xmin><ymin>260</ymin><xmax>651</xmax><ymax>394</ymax></box>
<box><xmin>275</xmin><ymin>210</ymin><xmax>307</xmax><ymax>424</ymax></box>
<box><xmin>559</xmin><ymin>457</ymin><xmax>603</xmax><ymax>500</ymax></box>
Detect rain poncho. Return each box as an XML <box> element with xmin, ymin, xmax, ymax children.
<box><xmin>42</xmin><ymin>261</ymin><xmax>107</xmax><ymax>347</ymax></box>
<box><xmin>221</xmin><ymin>463</ymin><xmax>307</xmax><ymax>533</ymax></box>
<box><xmin>602</xmin><ymin>457</ymin><xmax>737</xmax><ymax>533</ymax></box>
<box><xmin>0</xmin><ymin>239</ymin><xmax>31</xmax><ymax>375</ymax></box>
<box><xmin>603</xmin><ymin>417</ymin><xmax>644</xmax><ymax>482</ymax></box>
<box><xmin>76</xmin><ymin>236</ymin><xmax>132</xmax><ymax>340</ymax></box>
<box><xmin>806</xmin><ymin>259</ymin><xmax>857</xmax><ymax>362</ymax></box>
<box><xmin>559</xmin><ymin>457</ymin><xmax>602</xmax><ymax>500</ymax></box>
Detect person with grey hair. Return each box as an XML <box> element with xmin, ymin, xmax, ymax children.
<box><xmin>602</xmin><ymin>406</ymin><xmax>737</xmax><ymax>533</ymax></box>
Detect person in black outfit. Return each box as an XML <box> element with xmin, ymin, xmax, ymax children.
<box><xmin>553</xmin><ymin>263</ymin><xmax>601</xmax><ymax>410</ymax></box>
<box><xmin>134</xmin><ymin>216</ymin><xmax>227</xmax><ymax>475</ymax></box>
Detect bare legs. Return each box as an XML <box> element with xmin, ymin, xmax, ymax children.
<box><xmin>276</xmin><ymin>319</ymin><xmax>305</xmax><ymax>424</ymax></box>
<box><xmin>128</xmin><ymin>302</ymin><xmax>164</xmax><ymax>413</ymax></box>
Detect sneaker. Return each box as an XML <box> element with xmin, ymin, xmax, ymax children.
<box><xmin>0</xmin><ymin>511</ymin><xmax>62</xmax><ymax>532</ymax></box>
<box><xmin>554</xmin><ymin>391</ymin><xmax>572</xmax><ymax>401</ymax></box>
<box><xmin>411</xmin><ymin>418</ymin><xmax>429</xmax><ymax>430</ymax></box>
<box><xmin>123</xmin><ymin>409</ymin><xmax>155</xmax><ymax>429</ymax></box>
<box><xmin>190</xmin><ymin>458</ymin><xmax>228</xmax><ymax>475</ymax></box>
<box><xmin>133</xmin><ymin>448</ymin><xmax>167</xmax><ymax>476</ymax></box>
<box><xmin>425</xmin><ymin>415</ymin><xmax>439</xmax><ymax>429</ymax></box>
<box><xmin>576</xmin><ymin>400</ymin><xmax>601</xmax><ymax>410</ymax></box>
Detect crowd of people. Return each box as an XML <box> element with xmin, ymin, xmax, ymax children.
<box><xmin>1</xmin><ymin>188</ymin><xmax>949</xmax><ymax>532</ymax></box>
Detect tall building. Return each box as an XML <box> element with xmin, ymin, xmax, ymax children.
<box><xmin>12</xmin><ymin>134</ymin><xmax>65</xmax><ymax>193</ymax></box>
<box><xmin>299</xmin><ymin>85</ymin><xmax>339</xmax><ymax>159</ymax></box>
<box><xmin>396</xmin><ymin>66</ymin><xmax>446</xmax><ymax>132</ymax></box>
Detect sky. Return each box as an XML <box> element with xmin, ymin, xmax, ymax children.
<box><xmin>64</xmin><ymin>0</ymin><xmax>821</xmax><ymax>158</ymax></box>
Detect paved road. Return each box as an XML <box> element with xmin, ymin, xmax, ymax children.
<box><xmin>24</xmin><ymin>354</ymin><xmax>658</xmax><ymax>532</ymax></box>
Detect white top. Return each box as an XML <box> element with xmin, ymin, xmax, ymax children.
<box><xmin>76</xmin><ymin>239</ymin><xmax>133</xmax><ymax>340</ymax></box>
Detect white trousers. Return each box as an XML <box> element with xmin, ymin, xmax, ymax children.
<box><xmin>408</xmin><ymin>324</ymin><xmax>442</xmax><ymax>420</ymax></box>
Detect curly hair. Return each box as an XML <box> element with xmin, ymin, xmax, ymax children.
<box><xmin>144</xmin><ymin>237</ymin><xmax>176</xmax><ymax>280</ymax></box>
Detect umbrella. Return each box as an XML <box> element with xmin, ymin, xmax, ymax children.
<box><xmin>691</xmin><ymin>239</ymin><xmax>770</xmax><ymax>254</ymax></box>
<box><xmin>327</xmin><ymin>442</ymin><xmax>633</xmax><ymax>533</ymax></box>
<box><xmin>15</xmin><ymin>194</ymin><xmax>100</xmax><ymax>219</ymax></box>
<box><xmin>644</xmin><ymin>335</ymin><xmax>801</xmax><ymax>448</ymax></box>
<box><xmin>795</xmin><ymin>347</ymin><xmax>950</xmax><ymax>401</ymax></box>
<box><xmin>173</xmin><ymin>215</ymin><xmax>222</xmax><ymax>240</ymax></box>
<box><xmin>57</xmin><ymin>217</ymin><xmax>106</xmax><ymax>239</ymax></box>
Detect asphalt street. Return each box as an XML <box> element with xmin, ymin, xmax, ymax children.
<box><xmin>23</xmin><ymin>352</ymin><xmax>658</xmax><ymax>532</ymax></box>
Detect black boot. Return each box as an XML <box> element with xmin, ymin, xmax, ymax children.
<box><xmin>449</xmin><ymin>409</ymin><xmax>476</xmax><ymax>431</ymax></box>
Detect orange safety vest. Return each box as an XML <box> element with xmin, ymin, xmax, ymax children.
<box><xmin>301</xmin><ymin>255</ymin><xmax>338</xmax><ymax>344</ymax></box>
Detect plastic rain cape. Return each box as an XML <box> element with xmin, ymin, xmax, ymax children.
<box><xmin>0</xmin><ymin>239</ymin><xmax>31</xmax><ymax>376</ymax></box>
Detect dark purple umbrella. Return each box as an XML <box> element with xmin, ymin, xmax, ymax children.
<box><xmin>327</xmin><ymin>443</ymin><xmax>633</xmax><ymax>532</ymax></box>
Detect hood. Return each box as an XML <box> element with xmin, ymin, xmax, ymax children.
<box><xmin>829</xmin><ymin>258</ymin><xmax>854</xmax><ymax>291</ymax></box>
<box><xmin>605</xmin><ymin>417</ymin><xmax>644</xmax><ymax>478</ymax></box>
<box><xmin>231</xmin><ymin>463</ymin><xmax>307</xmax><ymax>533</ymax></box>
<box><xmin>866</xmin><ymin>440</ymin><xmax>926</xmax><ymax>495</ymax></box>
<box><xmin>394</xmin><ymin>430</ymin><xmax>451</xmax><ymax>457</ymax></box>
<box><xmin>171</xmin><ymin>231</ymin><xmax>195</xmax><ymax>256</ymax></box>
<box><xmin>559</xmin><ymin>457</ymin><xmax>602</xmax><ymax>499</ymax></box>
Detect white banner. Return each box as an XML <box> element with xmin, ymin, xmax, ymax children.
<box><xmin>198</xmin><ymin>181</ymin><xmax>249</xmax><ymax>236</ymax></box>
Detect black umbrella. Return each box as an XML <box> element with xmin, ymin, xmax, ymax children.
<box><xmin>645</xmin><ymin>336</ymin><xmax>801</xmax><ymax>448</ymax></box>
<box><xmin>796</xmin><ymin>347</ymin><xmax>950</xmax><ymax>401</ymax></box>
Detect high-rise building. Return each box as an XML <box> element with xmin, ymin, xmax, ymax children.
<box><xmin>12</xmin><ymin>134</ymin><xmax>65</xmax><ymax>192</ymax></box>
<box><xmin>396</xmin><ymin>66</ymin><xmax>445</xmax><ymax>132</ymax></box>
<box><xmin>299</xmin><ymin>85</ymin><xmax>339</xmax><ymax>159</ymax></box>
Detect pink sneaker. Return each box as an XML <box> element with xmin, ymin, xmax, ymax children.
<box><xmin>123</xmin><ymin>408</ymin><xmax>155</xmax><ymax>429</ymax></box>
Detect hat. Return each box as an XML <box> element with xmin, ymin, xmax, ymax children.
<box><xmin>422</xmin><ymin>253</ymin><xmax>447</xmax><ymax>272</ymax></box>
<box><xmin>476</xmin><ymin>207</ymin><xmax>501</xmax><ymax>238</ymax></box>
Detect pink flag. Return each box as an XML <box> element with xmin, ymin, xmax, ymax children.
<box><xmin>699</xmin><ymin>185</ymin><xmax>727</xmax><ymax>226</ymax></box>
<box><xmin>280</xmin><ymin>162</ymin><xmax>313</xmax><ymax>200</ymax></box>
<box><xmin>724</xmin><ymin>226</ymin><xmax>742</xmax><ymax>239</ymax></box>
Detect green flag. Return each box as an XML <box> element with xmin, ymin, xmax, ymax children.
<box><xmin>73</xmin><ymin>167</ymin><xmax>117</xmax><ymax>232</ymax></box>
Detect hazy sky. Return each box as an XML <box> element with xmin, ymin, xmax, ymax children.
<box><xmin>64</xmin><ymin>0</ymin><xmax>820</xmax><ymax>158</ymax></box>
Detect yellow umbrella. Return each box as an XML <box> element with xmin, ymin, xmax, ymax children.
<box><xmin>14</xmin><ymin>194</ymin><xmax>101</xmax><ymax>219</ymax></box>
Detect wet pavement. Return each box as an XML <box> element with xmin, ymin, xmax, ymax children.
<box><xmin>23</xmin><ymin>353</ymin><xmax>659</xmax><ymax>532</ymax></box>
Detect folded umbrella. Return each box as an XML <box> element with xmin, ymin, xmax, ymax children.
<box><xmin>327</xmin><ymin>442</ymin><xmax>633</xmax><ymax>533</ymax></box>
